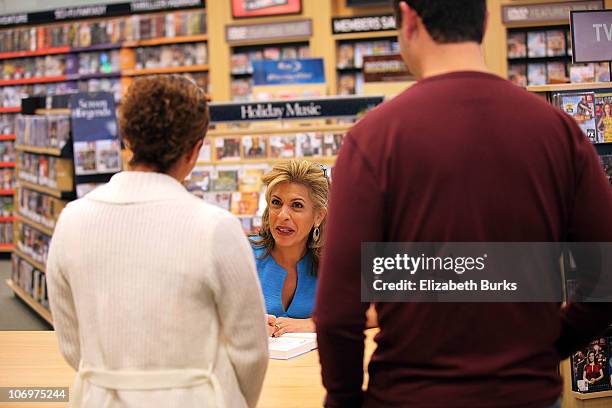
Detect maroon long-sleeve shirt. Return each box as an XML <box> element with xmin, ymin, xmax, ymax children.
<box><xmin>314</xmin><ymin>72</ymin><xmax>612</xmax><ymax>408</ymax></box>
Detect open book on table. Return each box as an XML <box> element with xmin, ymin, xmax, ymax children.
<box><xmin>268</xmin><ymin>333</ymin><xmax>317</xmax><ymax>360</ymax></box>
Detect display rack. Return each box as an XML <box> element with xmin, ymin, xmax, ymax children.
<box><xmin>0</xmin><ymin>3</ymin><xmax>208</xmax><ymax>107</ymax></box>
<box><xmin>7</xmin><ymin>98</ymin><xmax>74</xmax><ymax>325</ymax></box>
<box><xmin>230</xmin><ymin>41</ymin><xmax>311</xmax><ymax>101</ymax></box>
<box><xmin>499</xmin><ymin>1</ymin><xmax>611</xmax><ymax>88</ymax></box>
<box><xmin>186</xmin><ymin>95</ymin><xmax>384</xmax><ymax>234</ymax></box>
<box><xmin>528</xmin><ymin>82</ymin><xmax>612</xmax><ymax>408</ymax></box>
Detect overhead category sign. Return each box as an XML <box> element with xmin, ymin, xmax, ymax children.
<box><xmin>570</xmin><ymin>10</ymin><xmax>612</xmax><ymax>63</ymax></box>
<box><xmin>209</xmin><ymin>95</ymin><xmax>384</xmax><ymax>123</ymax></box>
<box><xmin>332</xmin><ymin>14</ymin><xmax>396</xmax><ymax>34</ymax></box>
<box><xmin>253</xmin><ymin>58</ymin><xmax>325</xmax><ymax>85</ymax></box>
<box><xmin>502</xmin><ymin>0</ymin><xmax>603</xmax><ymax>24</ymax></box>
<box><xmin>226</xmin><ymin>19</ymin><xmax>312</xmax><ymax>43</ymax></box>
<box><xmin>0</xmin><ymin>0</ymin><xmax>205</xmax><ymax>27</ymax></box>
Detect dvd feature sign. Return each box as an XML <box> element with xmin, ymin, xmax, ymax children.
<box><xmin>252</xmin><ymin>58</ymin><xmax>325</xmax><ymax>85</ymax></box>
<box><xmin>363</xmin><ymin>54</ymin><xmax>413</xmax><ymax>82</ymax></box>
<box><xmin>69</xmin><ymin>92</ymin><xmax>121</xmax><ymax>178</ymax></box>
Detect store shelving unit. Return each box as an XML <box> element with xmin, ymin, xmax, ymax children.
<box><xmin>7</xmin><ymin>100</ymin><xmax>75</xmax><ymax>325</ymax></box>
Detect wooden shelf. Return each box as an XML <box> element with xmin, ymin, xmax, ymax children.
<box><xmin>333</xmin><ymin>31</ymin><xmax>398</xmax><ymax>41</ymax></box>
<box><xmin>208</xmin><ymin>124</ymin><xmax>352</xmax><ymax>137</ymax></box>
<box><xmin>13</xmin><ymin>247</ymin><xmax>46</xmax><ymax>273</ymax></box>
<box><xmin>17</xmin><ymin>213</ymin><xmax>53</xmax><ymax>236</ymax></box>
<box><xmin>34</xmin><ymin>108</ymin><xmax>71</xmax><ymax>115</ymax></box>
<box><xmin>123</xmin><ymin>65</ymin><xmax>209</xmax><ymax>77</ymax></box>
<box><xmin>6</xmin><ymin>279</ymin><xmax>52</xmax><ymax>325</ymax></box>
<box><xmin>572</xmin><ymin>390</ymin><xmax>612</xmax><ymax>400</ymax></box>
<box><xmin>123</xmin><ymin>34</ymin><xmax>209</xmax><ymax>48</ymax></box>
<box><xmin>527</xmin><ymin>82</ymin><xmax>612</xmax><ymax>93</ymax></box>
<box><xmin>0</xmin><ymin>189</ymin><xmax>15</xmax><ymax>195</ymax></box>
<box><xmin>0</xmin><ymin>46</ymin><xmax>70</xmax><ymax>60</ymax></box>
<box><xmin>17</xmin><ymin>180</ymin><xmax>70</xmax><ymax>199</ymax></box>
<box><xmin>16</xmin><ymin>144</ymin><xmax>62</xmax><ymax>156</ymax></box>
<box><xmin>0</xmin><ymin>162</ymin><xmax>15</xmax><ymax>168</ymax></box>
<box><xmin>198</xmin><ymin>156</ymin><xmax>337</xmax><ymax>166</ymax></box>
<box><xmin>0</xmin><ymin>107</ymin><xmax>20</xmax><ymax>113</ymax></box>
<box><xmin>0</xmin><ymin>134</ymin><xmax>16</xmax><ymax>141</ymax></box>
<box><xmin>0</xmin><ymin>75</ymin><xmax>67</xmax><ymax>86</ymax></box>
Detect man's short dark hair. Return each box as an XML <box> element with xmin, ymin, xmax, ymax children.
<box><xmin>394</xmin><ymin>0</ymin><xmax>486</xmax><ymax>44</ymax></box>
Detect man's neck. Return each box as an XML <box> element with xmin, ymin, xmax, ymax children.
<box><xmin>417</xmin><ymin>42</ymin><xmax>490</xmax><ymax>80</ymax></box>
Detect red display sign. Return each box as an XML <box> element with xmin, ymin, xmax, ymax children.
<box><xmin>232</xmin><ymin>0</ymin><xmax>302</xmax><ymax>18</ymax></box>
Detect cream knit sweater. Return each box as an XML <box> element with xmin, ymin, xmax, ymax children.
<box><xmin>47</xmin><ymin>171</ymin><xmax>269</xmax><ymax>407</ymax></box>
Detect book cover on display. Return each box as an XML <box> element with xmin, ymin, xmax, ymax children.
<box><xmin>197</xmin><ymin>139</ymin><xmax>212</xmax><ymax>162</ymax></box>
<box><xmin>216</xmin><ymin>137</ymin><xmax>241</xmax><ymax>161</ymax></box>
<box><xmin>231</xmin><ymin>191</ymin><xmax>259</xmax><ymax>216</ymax></box>
<box><xmin>595</xmin><ymin>63</ymin><xmax>611</xmax><ymax>83</ymax></box>
<box><xmin>545</xmin><ymin>30</ymin><xmax>566</xmax><ymax>57</ymax></box>
<box><xmin>595</xmin><ymin>93</ymin><xmax>612</xmax><ymax>143</ymax></box>
<box><xmin>558</xmin><ymin>92</ymin><xmax>597</xmax><ymax>143</ymax></box>
<box><xmin>570</xmin><ymin>64</ymin><xmax>596</xmax><ymax>84</ymax></box>
<box><xmin>239</xmin><ymin>167</ymin><xmax>265</xmax><ymax>192</ymax></box>
<box><xmin>527</xmin><ymin>63</ymin><xmax>546</xmax><ymax>86</ymax></box>
<box><xmin>546</xmin><ymin>62</ymin><xmax>567</xmax><ymax>84</ymax></box>
<box><xmin>599</xmin><ymin>155</ymin><xmax>612</xmax><ymax>187</ymax></box>
<box><xmin>507</xmin><ymin>32</ymin><xmax>527</xmax><ymax>59</ymax></box>
<box><xmin>203</xmin><ymin>192</ymin><xmax>231</xmax><ymax>211</ymax></box>
<box><xmin>572</xmin><ymin>337</ymin><xmax>610</xmax><ymax>393</ymax></box>
<box><xmin>213</xmin><ymin>169</ymin><xmax>239</xmax><ymax>191</ymax></box>
<box><xmin>323</xmin><ymin>133</ymin><xmax>344</xmax><ymax>156</ymax></box>
<box><xmin>269</xmin><ymin>135</ymin><xmax>296</xmax><ymax>158</ymax></box>
<box><xmin>242</xmin><ymin>136</ymin><xmax>267</xmax><ymax>159</ymax></box>
<box><xmin>186</xmin><ymin>167</ymin><xmax>211</xmax><ymax>197</ymax></box>
<box><xmin>74</xmin><ymin>142</ymin><xmax>97</xmax><ymax>175</ymax></box>
<box><xmin>296</xmin><ymin>133</ymin><xmax>322</xmax><ymax>157</ymax></box>
<box><xmin>337</xmin><ymin>43</ymin><xmax>356</xmax><ymax>68</ymax></box>
<box><xmin>527</xmin><ymin>31</ymin><xmax>546</xmax><ymax>58</ymax></box>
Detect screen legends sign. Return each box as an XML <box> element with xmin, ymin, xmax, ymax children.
<box><xmin>209</xmin><ymin>96</ymin><xmax>384</xmax><ymax>123</ymax></box>
<box><xmin>571</xmin><ymin>10</ymin><xmax>612</xmax><ymax>63</ymax></box>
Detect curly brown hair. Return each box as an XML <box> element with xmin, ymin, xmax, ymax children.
<box><xmin>119</xmin><ymin>75</ymin><xmax>209</xmax><ymax>173</ymax></box>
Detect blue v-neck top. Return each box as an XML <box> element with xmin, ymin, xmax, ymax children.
<box><xmin>252</xmin><ymin>245</ymin><xmax>317</xmax><ymax>318</ymax></box>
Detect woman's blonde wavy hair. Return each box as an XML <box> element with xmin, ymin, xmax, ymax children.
<box><xmin>251</xmin><ymin>159</ymin><xmax>330</xmax><ymax>275</ymax></box>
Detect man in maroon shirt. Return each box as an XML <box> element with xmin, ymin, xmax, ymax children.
<box><xmin>314</xmin><ymin>1</ymin><xmax>612</xmax><ymax>407</ymax></box>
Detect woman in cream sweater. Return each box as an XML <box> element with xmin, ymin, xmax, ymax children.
<box><xmin>46</xmin><ymin>76</ymin><xmax>269</xmax><ymax>407</ymax></box>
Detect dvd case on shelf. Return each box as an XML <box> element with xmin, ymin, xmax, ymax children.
<box><xmin>17</xmin><ymin>222</ymin><xmax>50</xmax><ymax>264</ymax></box>
<box><xmin>595</xmin><ymin>93</ymin><xmax>612</xmax><ymax>143</ymax></box>
<box><xmin>527</xmin><ymin>32</ymin><xmax>546</xmax><ymax>58</ymax></box>
<box><xmin>527</xmin><ymin>63</ymin><xmax>546</xmax><ymax>86</ymax></box>
<box><xmin>216</xmin><ymin>137</ymin><xmax>241</xmax><ymax>161</ymax></box>
<box><xmin>546</xmin><ymin>30</ymin><xmax>566</xmax><ymax>57</ymax></box>
<box><xmin>269</xmin><ymin>135</ymin><xmax>296</xmax><ymax>159</ymax></box>
<box><xmin>599</xmin><ymin>155</ymin><xmax>612</xmax><ymax>187</ymax></box>
<box><xmin>571</xmin><ymin>337</ymin><xmax>611</xmax><ymax>394</ymax></box>
<box><xmin>507</xmin><ymin>32</ymin><xmax>527</xmax><ymax>59</ymax></box>
<box><xmin>19</xmin><ymin>187</ymin><xmax>63</xmax><ymax>229</ymax></box>
<box><xmin>242</xmin><ymin>136</ymin><xmax>267</xmax><ymax>159</ymax></box>
<box><xmin>556</xmin><ymin>92</ymin><xmax>597</xmax><ymax>143</ymax></box>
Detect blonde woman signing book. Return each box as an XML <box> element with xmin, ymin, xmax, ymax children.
<box><xmin>46</xmin><ymin>76</ymin><xmax>269</xmax><ymax>408</ymax></box>
<box><xmin>251</xmin><ymin>160</ymin><xmax>329</xmax><ymax>337</ymax></box>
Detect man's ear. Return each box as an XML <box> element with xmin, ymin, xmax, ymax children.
<box><xmin>399</xmin><ymin>1</ymin><xmax>419</xmax><ymax>40</ymax></box>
